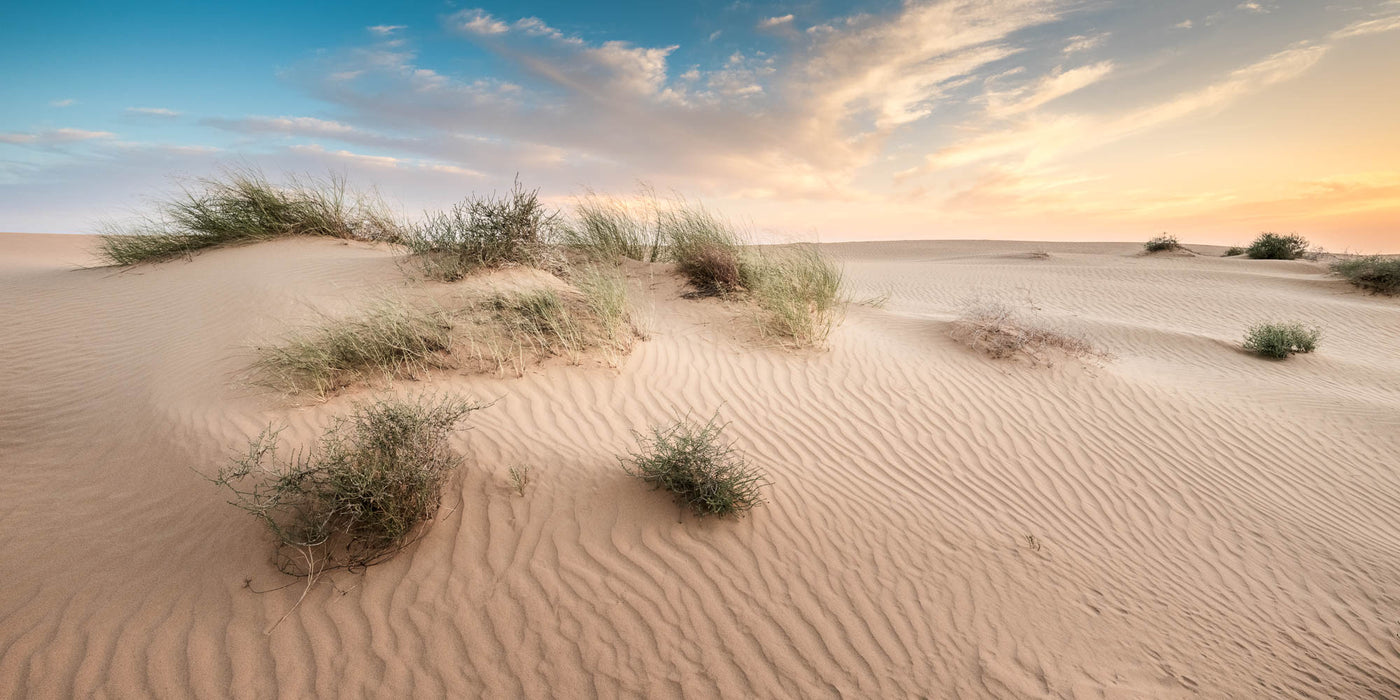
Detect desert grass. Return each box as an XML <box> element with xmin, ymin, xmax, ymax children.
<box><xmin>743</xmin><ymin>244</ymin><xmax>846</xmax><ymax>348</ymax></box>
<box><xmin>98</xmin><ymin>169</ymin><xmax>398</xmax><ymax>265</ymax></box>
<box><xmin>573</xmin><ymin>264</ymin><xmax>642</xmax><ymax>352</ymax></box>
<box><xmin>1246</xmin><ymin>232</ymin><xmax>1309</xmax><ymax>260</ymax></box>
<box><xmin>951</xmin><ymin>299</ymin><xmax>1101</xmax><ymax>363</ymax></box>
<box><xmin>403</xmin><ymin>179</ymin><xmax>558</xmax><ymax>281</ymax></box>
<box><xmin>211</xmin><ymin>394</ymin><xmax>486</xmax><ymax>578</ymax></box>
<box><xmin>1331</xmin><ymin>255</ymin><xmax>1400</xmax><ymax>295</ymax></box>
<box><xmin>1243</xmin><ymin>322</ymin><xmax>1320</xmax><ymax>359</ymax></box>
<box><xmin>622</xmin><ymin>411</ymin><xmax>768</xmax><ymax>518</ymax></box>
<box><xmin>563</xmin><ymin>190</ymin><xmax>661</xmax><ymax>262</ymax></box>
<box><xmin>1143</xmin><ymin>234</ymin><xmax>1181</xmax><ymax>253</ymax></box>
<box><xmin>253</xmin><ymin>297</ymin><xmax>454</xmax><ymax>395</ymax></box>
<box><xmin>661</xmin><ymin>201</ymin><xmax>747</xmax><ymax>296</ymax></box>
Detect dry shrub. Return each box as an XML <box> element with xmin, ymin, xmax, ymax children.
<box><xmin>951</xmin><ymin>300</ymin><xmax>1101</xmax><ymax>363</ymax></box>
<box><xmin>622</xmin><ymin>411</ymin><xmax>768</xmax><ymax>518</ymax></box>
<box><xmin>403</xmin><ymin>179</ymin><xmax>557</xmax><ymax>281</ymax></box>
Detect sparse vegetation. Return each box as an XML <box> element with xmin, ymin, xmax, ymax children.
<box><xmin>661</xmin><ymin>202</ymin><xmax>747</xmax><ymax>296</ymax></box>
<box><xmin>1243</xmin><ymin>322</ymin><xmax>1320</xmax><ymax>359</ymax></box>
<box><xmin>951</xmin><ymin>299</ymin><xmax>1101</xmax><ymax>363</ymax></box>
<box><xmin>507</xmin><ymin>464</ymin><xmax>532</xmax><ymax>496</ymax></box>
<box><xmin>212</xmin><ymin>394</ymin><xmax>486</xmax><ymax>576</ymax></box>
<box><xmin>744</xmin><ymin>245</ymin><xmax>845</xmax><ymax>347</ymax></box>
<box><xmin>98</xmin><ymin>169</ymin><xmax>398</xmax><ymax>265</ymax></box>
<box><xmin>1223</xmin><ymin>246</ymin><xmax>1246</xmax><ymax>257</ymax></box>
<box><xmin>1246</xmin><ymin>232</ymin><xmax>1309</xmax><ymax>260</ymax></box>
<box><xmin>253</xmin><ymin>298</ymin><xmax>454</xmax><ymax>395</ymax></box>
<box><xmin>574</xmin><ymin>265</ymin><xmax>642</xmax><ymax>351</ymax></box>
<box><xmin>1143</xmin><ymin>234</ymin><xmax>1181</xmax><ymax>253</ymax></box>
<box><xmin>403</xmin><ymin>179</ymin><xmax>557</xmax><ymax>281</ymax></box>
<box><xmin>1331</xmin><ymin>255</ymin><xmax>1400</xmax><ymax>295</ymax></box>
<box><xmin>622</xmin><ymin>412</ymin><xmax>767</xmax><ymax>518</ymax></box>
<box><xmin>563</xmin><ymin>190</ymin><xmax>661</xmax><ymax>262</ymax></box>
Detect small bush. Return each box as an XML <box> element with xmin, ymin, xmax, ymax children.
<box><xmin>1143</xmin><ymin>234</ymin><xmax>1181</xmax><ymax>253</ymax></box>
<box><xmin>622</xmin><ymin>412</ymin><xmax>767</xmax><ymax>518</ymax></box>
<box><xmin>1223</xmin><ymin>246</ymin><xmax>1245</xmax><ymax>257</ymax></box>
<box><xmin>744</xmin><ymin>245</ymin><xmax>845</xmax><ymax>347</ymax></box>
<box><xmin>404</xmin><ymin>179</ymin><xmax>556</xmax><ymax>281</ymax></box>
<box><xmin>1331</xmin><ymin>255</ymin><xmax>1400</xmax><ymax>295</ymax></box>
<box><xmin>1246</xmin><ymin>232</ymin><xmax>1309</xmax><ymax>260</ymax></box>
<box><xmin>98</xmin><ymin>169</ymin><xmax>398</xmax><ymax>265</ymax></box>
<box><xmin>253</xmin><ymin>298</ymin><xmax>454</xmax><ymax>395</ymax></box>
<box><xmin>563</xmin><ymin>191</ymin><xmax>661</xmax><ymax>262</ymax></box>
<box><xmin>1243</xmin><ymin>322</ymin><xmax>1320</xmax><ymax>359</ymax></box>
<box><xmin>951</xmin><ymin>300</ymin><xmax>1099</xmax><ymax>362</ymax></box>
<box><xmin>661</xmin><ymin>202</ymin><xmax>746</xmax><ymax>296</ymax></box>
<box><xmin>212</xmin><ymin>394</ymin><xmax>486</xmax><ymax>575</ymax></box>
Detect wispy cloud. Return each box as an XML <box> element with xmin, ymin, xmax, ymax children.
<box><xmin>758</xmin><ymin>15</ymin><xmax>795</xmax><ymax>29</ymax></box>
<box><xmin>0</xmin><ymin>128</ymin><xmax>115</xmax><ymax>145</ymax></box>
<box><xmin>49</xmin><ymin>98</ymin><xmax>76</xmax><ymax>108</ymax></box>
<box><xmin>126</xmin><ymin>107</ymin><xmax>182</xmax><ymax>118</ymax></box>
<box><xmin>367</xmin><ymin>25</ymin><xmax>405</xmax><ymax>35</ymax></box>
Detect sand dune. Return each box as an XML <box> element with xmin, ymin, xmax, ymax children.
<box><xmin>2</xmin><ymin>233</ymin><xmax>1398</xmax><ymax>698</ymax></box>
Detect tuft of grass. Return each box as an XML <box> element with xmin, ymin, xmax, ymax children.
<box><xmin>1143</xmin><ymin>234</ymin><xmax>1181</xmax><ymax>253</ymax></box>
<box><xmin>622</xmin><ymin>412</ymin><xmax>768</xmax><ymax>518</ymax></box>
<box><xmin>661</xmin><ymin>202</ymin><xmax>747</xmax><ymax>296</ymax></box>
<box><xmin>403</xmin><ymin>179</ymin><xmax>557</xmax><ymax>281</ymax></box>
<box><xmin>563</xmin><ymin>190</ymin><xmax>661</xmax><ymax>262</ymax></box>
<box><xmin>743</xmin><ymin>245</ymin><xmax>845</xmax><ymax>348</ymax></box>
<box><xmin>253</xmin><ymin>298</ymin><xmax>454</xmax><ymax>395</ymax></box>
<box><xmin>1223</xmin><ymin>246</ymin><xmax>1246</xmax><ymax>257</ymax></box>
<box><xmin>1243</xmin><ymin>322</ymin><xmax>1320</xmax><ymax>359</ymax></box>
<box><xmin>1331</xmin><ymin>255</ymin><xmax>1400</xmax><ymax>295</ymax></box>
<box><xmin>98</xmin><ymin>169</ymin><xmax>398</xmax><ymax>265</ymax></box>
<box><xmin>951</xmin><ymin>300</ymin><xmax>1100</xmax><ymax>363</ymax></box>
<box><xmin>1246</xmin><ymin>232</ymin><xmax>1309</xmax><ymax>260</ymax></box>
<box><xmin>487</xmin><ymin>288</ymin><xmax>586</xmax><ymax>358</ymax></box>
<box><xmin>507</xmin><ymin>464</ymin><xmax>532</xmax><ymax>496</ymax></box>
<box><xmin>574</xmin><ymin>265</ymin><xmax>640</xmax><ymax>351</ymax></box>
<box><xmin>211</xmin><ymin>394</ymin><xmax>486</xmax><ymax>576</ymax></box>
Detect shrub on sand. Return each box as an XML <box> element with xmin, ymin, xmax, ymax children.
<box><xmin>254</xmin><ymin>298</ymin><xmax>454</xmax><ymax>395</ymax></box>
<box><xmin>1223</xmin><ymin>246</ymin><xmax>1246</xmax><ymax>257</ymax></box>
<box><xmin>563</xmin><ymin>191</ymin><xmax>661</xmax><ymax>262</ymax></box>
<box><xmin>622</xmin><ymin>412</ymin><xmax>767</xmax><ymax>518</ymax></box>
<box><xmin>404</xmin><ymin>179</ymin><xmax>557</xmax><ymax>281</ymax></box>
<box><xmin>212</xmin><ymin>394</ymin><xmax>486</xmax><ymax>576</ymax></box>
<box><xmin>951</xmin><ymin>300</ymin><xmax>1099</xmax><ymax>363</ymax></box>
<box><xmin>98</xmin><ymin>169</ymin><xmax>398</xmax><ymax>265</ymax></box>
<box><xmin>1143</xmin><ymin>234</ymin><xmax>1181</xmax><ymax>253</ymax></box>
<box><xmin>1243</xmin><ymin>322</ymin><xmax>1320</xmax><ymax>359</ymax></box>
<box><xmin>1331</xmin><ymin>255</ymin><xmax>1400</xmax><ymax>295</ymax></box>
<box><xmin>661</xmin><ymin>202</ymin><xmax>746</xmax><ymax>296</ymax></box>
<box><xmin>1246</xmin><ymin>232</ymin><xmax>1309</xmax><ymax>260</ymax></box>
<box><xmin>744</xmin><ymin>245</ymin><xmax>845</xmax><ymax>348</ymax></box>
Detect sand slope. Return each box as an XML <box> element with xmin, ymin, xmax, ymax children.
<box><xmin>2</xmin><ymin>234</ymin><xmax>1397</xmax><ymax>698</ymax></box>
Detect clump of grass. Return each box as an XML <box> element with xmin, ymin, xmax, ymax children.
<box><xmin>1243</xmin><ymin>322</ymin><xmax>1320</xmax><ymax>359</ymax></box>
<box><xmin>404</xmin><ymin>179</ymin><xmax>557</xmax><ymax>281</ymax></box>
<box><xmin>487</xmin><ymin>288</ymin><xmax>586</xmax><ymax>358</ymax></box>
<box><xmin>743</xmin><ymin>245</ymin><xmax>845</xmax><ymax>347</ymax></box>
<box><xmin>253</xmin><ymin>298</ymin><xmax>454</xmax><ymax>395</ymax></box>
<box><xmin>951</xmin><ymin>300</ymin><xmax>1100</xmax><ymax>363</ymax></box>
<box><xmin>1223</xmin><ymin>246</ymin><xmax>1246</xmax><ymax>257</ymax></box>
<box><xmin>563</xmin><ymin>190</ymin><xmax>661</xmax><ymax>262</ymax></box>
<box><xmin>622</xmin><ymin>412</ymin><xmax>767</xmax><ymax>518</ymax></box>
<box><xmin>1331</xmin><ymin>255</ymin><xmax>1400</xmax><ymax>295</ymax></box>
<box><xmin>574</xmin><ymin>265</ymin><xmax>641</xmax><ymax>351</ymax></box>
<box><xmin>661</xmin><ymin>202</ymin><xmax>747</xmax><ymax>296</ymax></box>
<box><xmin>507</xmin><ymin>464</ymin><xmax>532</xmax><ymax>496</ymax></box>
<box><xmin>212</xmin><ymin>394</ymin><xmax>486</xmax><ymax>576</ymax></box>
<box><xmin>98</xmin><ymin>169</ymin><xmax>398</xmax><ymax>265</ymax></box>
<box><xmin>1143</xmin><ymin>234</ymin><xmax>1181</xmax><ymax>253</ymax></box>
<box><xmin>1246</xmin><ymin>232</ymin><xmax>1309</xmax><ymax>260</ymax></box>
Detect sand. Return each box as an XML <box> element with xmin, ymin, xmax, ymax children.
<box><xmin>1</xmin><ymin>233</ymin><xmax>1397</xmax><ymax>698</ymax></box>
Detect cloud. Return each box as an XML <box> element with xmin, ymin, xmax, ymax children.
<box><xmin>1174</xmin><ymin>20</ymin><xmax>1194</xmax><ymax>30</ymax></box>
<box><xmin>126</xmin><ymin>107</ymin><xmax>181</xmax><ymax>118</ymax></box>
<box><xmin>204</xmin><ymin>115</ymin><xmax>361</xmax><ymax>137</ymax></box>
<box><xmin>50</xmin><ymin>98</ymin><xmax>76</xmax><ymax>108</ymax></box>
<box><xmin>451</xmin><ymin>9</ymin><xmax>509</xmax><ymax>36</ymax></box>
<box><xmin>758</xmin><ymin>14</ymin><xmax>794</xmax><ymax>29</ymax></box>
<box><xmin>984</xmin><ymin>61</ymin><xmax>1115</xmax><ymax>119</ymax></box>
<box><xmin>1062</xmin><ymin>33</ymin><xmax>1106</xmax><ymax>54</ymax></box>
<box><xmin>367</xmin><ymin>25</ymin><xmax>405</xmax><ymax>35</ymax></box>
<box><xmin>1237</xmin><ymin>2</ymin><xmax>1275</xmax><ymax>14</ymax></box>
<box><xmin>0</xmin><ymin>128</ymin><xmax>115</xmax><ymax>145</ymax></box>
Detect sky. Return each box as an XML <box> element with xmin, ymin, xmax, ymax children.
<box><xmin>2</xmin><ymin>0</ymin><xmax>1398</xmax><ymax>250</ymax></box>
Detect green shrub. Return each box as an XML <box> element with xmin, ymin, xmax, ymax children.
<box><xmin>661</xmin><ymin>202</ymin><xmax>746</xmax><ymax>296</ymax></box>
<box><xmin>1331</xmin><ymin>255</ymin><xmax>1400</xmax><ymax>295</ymax></box>
<box><xmin>212</xmin><ymin>394</ymin><xmax>486</xmax><ymax>575</ymax></box>
<box><xmin>1223</xmin><ymin>246</ymin><xmax>1245</xmax><ymax>257</ymax></box>
<box><xmin>1143</xmin><ymin>234</ymin><xmax>1180</xmax><ymax>253</ymax></box>
<box><xmin>1246</xmin><ymin>232</ymin><xmax>1309</xmax><ymax>260</ymax></box>
<box><xmin>744</xmin><ymin>245</ymin><xmax>845</xmax><ymax>347</ymax></box>
<box><xmin>253</xmin><ymin>298</ymin><xmax>454</xmax><ymax>395</ymax></box>
<box><xmin>404</xmin><ymin>179</ymin><xmax>556</xmax><ymax>281</ymax></box>
<box><xmin>98</xmin><ymin>169</ymin><xmax>398</xmax><ymax>265</ymax></box>
<box><xmin>1243</xmin><ymin>322</ymin><xmax>1320</xmax><ymax>359</ymax></box>
<box><xmin>622</xmin><ymin>412</ymin><xmax>767</xmax><ymax>518</ymax></box>
<box><xmin>563</xmin><ymin>191</ymin><xmax>660</xmax><ymax>262</ymax></box>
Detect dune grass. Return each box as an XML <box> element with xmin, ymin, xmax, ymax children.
<box><xmin>1331</xmin><ymin>255</ymin><xmax>1400</xmax><ymax>295</ymax></box>
<box><xmin>562</xmin><ymin>190</ymin><xmax>661</xmax><ymax>262</ymax></box>
<box><xmin>1246</xmin><ymin>232</ymin><xmax>1309</xmax><ymax>260</ymax></box>
<box><xmin>574</xmin><ymin>265</ymin><xmax>642</xmax><ymax>350</ymax></box>
<box><xmin>253</xmin><ymin>298</ymin><xmax>454</xmax><ymax>395</ymax></box>
<box><xmin>622</xmin><ymin>412</ymin><xmax>767</xmax><ymax>519</ymax></box>
<box><xmin>212</xmin><ymin>394</ymin><xmax>486</xmax><ymax>577</ymax></box>
<box><xmin>1243</xmin><ymin>322</ymin><xmax>1320</xmax><ymax>359</ymax></box>
<box><xmin>403</xmin><ymin>179</ymin><xmax>557</xmax><ymax>281</ymax></box>
<box><xmin>661</xmin><ymin>201</ymin><xmax>748</xmax><ymax>296</ymax></box>
<box><xmin>743</xmin><ymin>245</ymin><xmax>845</xmax><ymax>347</ymax></box>
<box><xmin>98</xmin><ymin>169</ymin><xmax>398</xmax><ymax>265</ymax></box>
<box><xmin>951</xmin><ymin>300</ymin><xmax>1099</xmax><ymax>363</ymax></box>
<box><xmin>1143</xmin><ymin>234</ymin><xmax>1181</xmax><ymax>253</ymax></box>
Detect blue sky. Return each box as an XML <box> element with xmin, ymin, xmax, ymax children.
<box><xmin>3</xmin><ymin>1</ymin><xmax>1398</xmax><ymax>249</ymax></box>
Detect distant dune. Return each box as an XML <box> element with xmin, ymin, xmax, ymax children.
<box><xmin>2</xmin><ymin>233</ymin><xmax>1398</xmax><ymax>697</ymax></box>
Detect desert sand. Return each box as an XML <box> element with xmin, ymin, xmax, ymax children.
<box><xmin>2</xmin><ymin>233</ymin><xmax>1398</xmax><ymax>698</ymax></box>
